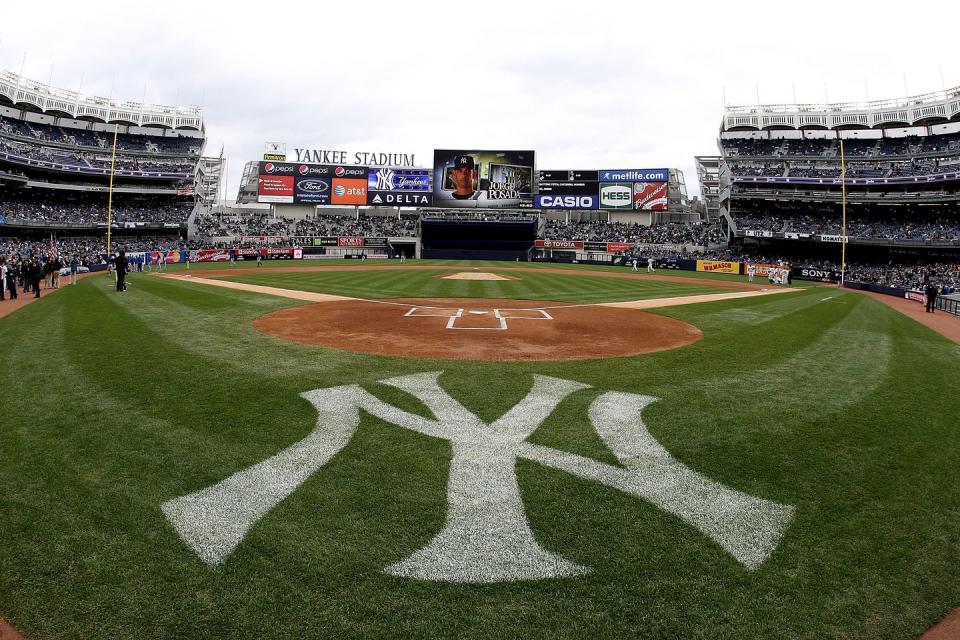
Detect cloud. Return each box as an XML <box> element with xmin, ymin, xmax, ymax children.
<box><xmin>0</xmin><ymin>0</ymin><xmax>956</xmax><ymax>199</ymax></box>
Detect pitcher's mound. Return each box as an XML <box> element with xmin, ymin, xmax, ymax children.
<box><xmin>439</xmin><ymin>272</ymin><xmax>515</xmax><ymax>281</ymax></box>
<box><xmin>254</xmin><ymin>297</ymin><xmax>702</xmax><ymax>361</ymax></box>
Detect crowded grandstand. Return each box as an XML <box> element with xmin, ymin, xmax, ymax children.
<box><xmin>2</xmin><ymin>66</ymin><xmax>958</xmax><ymax>311</ymax></box>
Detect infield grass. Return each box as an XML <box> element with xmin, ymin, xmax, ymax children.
<box><xmin>0</xmin><ymin>263</ymin><xmax>958</xmax><ymax>640</ymax></box>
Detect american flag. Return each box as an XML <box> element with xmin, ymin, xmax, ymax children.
<box><xmin>49</xmin><ymin>232</ymin><xmax>58</xmax><ymax>259</ymax></box>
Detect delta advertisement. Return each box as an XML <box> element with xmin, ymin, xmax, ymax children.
<box><xmin>367</xmin><ymin>167</ymin><xmax>432</xmax><ymax>206</ymax></box>
<box><xmin>432</xmin><ymin>150</ymin><xmax>535</xmax><ymax>209</ymax></box>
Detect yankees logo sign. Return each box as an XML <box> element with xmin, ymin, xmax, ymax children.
<box><xmin>162</xmin><ymin>373</ymin><xmax>794</xmax><ymax>582</ymax></box>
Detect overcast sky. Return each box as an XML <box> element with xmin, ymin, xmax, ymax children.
<box><xmin>2</xmin><ymin>0</ymin><xmax>957</xmax><ymax>199</ymax></box>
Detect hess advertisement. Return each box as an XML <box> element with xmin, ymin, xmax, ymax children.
<box><xmin>432</xmin><ymin>150</ymin><xmax>535</xmax><ymax>208</ymax></box>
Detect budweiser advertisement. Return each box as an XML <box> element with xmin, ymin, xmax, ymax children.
<box><xmin>633</xmin><ymin>182</ymin><xmax>668</xmax><ymax>210</ymax></box>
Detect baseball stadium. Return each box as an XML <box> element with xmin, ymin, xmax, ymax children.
<box><xmin>2</xmin><ymin>61</ymin><xmax>960</xmax><ymax>640</ymax></box>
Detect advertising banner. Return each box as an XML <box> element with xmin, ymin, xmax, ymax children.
<box><xmin>535</xmin><ymin>240</ymin><xmax>585</xmax><ymax>250</ymax></box>
<box><xmin>331</xmin><ymin>178</ymin><xmax>368</xmax><ymax>205</ymax></box>
<box><xmin>192</xmin><ymin>249</ymin><xmax>232</xmax><ymax>262</ymax></box>
<box><xmin>783</xmin><ymin>232</ymin><xmax>812</xmax><ymax>240</ymax></box>
<box><xmin>598</xmin><ymin>168</ymin><xmax>669</xmax><ymax>182</ymax></box>
<box><xmin>820</xmin><ymin>235</ymin><xmax>848</xmax><ymax>243</ymax></box>
<box><xmin>241</xmin><ymin>235</ymin><xmax>285</xmax><ymax>243</ymax></box>
<box><xmin>312</xmin><ymin>237</ymin><xmax>339</xmax><ymax>246</ymax></box>
<box><xmin>365</xmin><ymin>166</ymin><xmax>433</xmax><ymax>205</ymax></box>
<box><xmin>147</xmin><ymin>250</ymin><xmax>185</xmax><ymax>265</ymax></box>
<box><xmin>599</xmin><ymin>182</ymin><xmax>633</xmax><ymax>209</ymax></box>
<box><xmin>791</xmin><ymin>267</ymin><xmax>839</xmax><ymax>282</ymax></box>
<box><xmin>632</xmin><ymin>182</ymin><xmax>668</xmax><ymax>210</ymax></box>
<box><xmin>258</xmin><ymin>175</ymin><xmax>294</xmax><ymax>203</ymax></box>
<box><xmin>432</xmin><ymin>149</ymin><xmax>535</xmax><ymax>209</ymax></box>
<box><xmin>696</xmin><ymin>260</ymin><xmax>740</xmax><ymax>274</ymax></box>
<box><xmin>905</xmin><ymin>290</ymin><xmax>925</xmax><ymax>303</ymax></box>
<box><xmin>606</xmin><ymin>242</ymin><xmax>633</xmax><ymax>253</ymax></box>
<box><xmin>338</xmin><ymin>237</ymin><xmax>365</xmax><ymax>247</ymax></box>
<box><xmin>535</xmin><ymin>194</ymin><xmax>598</xmax><ymax>210</ymax></box>
<box><xmin>294</xmin><ymin>176</ymin><xmax>331</xmax><ymax>205</ymax></box>
<box><xmin>235</xmin><ymin>248</ymin><xmax>299</xmax><ymax>260</ymax></box>
<box><xmin>746</xmin><ymin>263</ymin><xmax>776</xmax><ymax>277</ymax></box>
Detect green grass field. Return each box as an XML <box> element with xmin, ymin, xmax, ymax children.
<box><xmin>1</xmin><ymin>261</ymin><xmax>958</xmax><ymax>639</ymax></box>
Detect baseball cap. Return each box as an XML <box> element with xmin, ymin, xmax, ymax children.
<box><xmin>454</xmin><ymin>155</ymin><xmax>475</xmax><ymax>170</ymax></box>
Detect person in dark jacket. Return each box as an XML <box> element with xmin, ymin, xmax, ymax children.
<box><xmin>30</xmin><ymin>258</ymin><xmax>42</xmax><ymax>298</ymax></box>
<box><xmin>925</xmin><ymin>281</ymin><xmax>939</xmax><ymax>313</ymax></box>
<box><xmin>116</xmin><ymin>251</ymin><xmax>129</xmax><ymax>292</ymax></box>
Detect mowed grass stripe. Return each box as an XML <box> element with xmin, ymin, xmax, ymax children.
<box><xmin>1</xmin><ymin>266</ymin><xmax>959</xmax><ymax>639</ymax></box>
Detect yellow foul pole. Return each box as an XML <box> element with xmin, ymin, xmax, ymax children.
<box><xmin>106</xmin><ymin>125</ymin><xmax>119</xmax><ymax>256</ymax></box>
<box><xmin>839</xmin><ymin>139</ymin><xmax>847</xmax><ymax>285</ymax></box>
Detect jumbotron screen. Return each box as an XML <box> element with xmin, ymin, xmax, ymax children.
<box><xmin>432</xmin><ymin>150</ymin><xmax>535</xmax><ymax>209</ymax></box>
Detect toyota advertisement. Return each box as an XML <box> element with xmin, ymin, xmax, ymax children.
<box><xmin>367</xmin><ymin>167</ymin><xmax>432</xmax><ymax>206</ymax></box>
<box><xmin>432</xmin><ymin>150</ymin><xmax>535</xmax><ymax>209</ymax></box>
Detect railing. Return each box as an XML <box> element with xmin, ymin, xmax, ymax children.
<box><xmin>936</xmin><ymin>296</ymin><xmax>960</xmax><ymax>316</ymax></box>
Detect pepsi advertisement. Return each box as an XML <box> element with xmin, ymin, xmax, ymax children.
<box><xmin>432</xmin><ymin>150</ymin><xmax>535</xmax><ymax>209</ymax></box>
<box><xmin>259</xmin><ymin>161</ymin><xmax>370</xmax><ymax>204</ymax></box>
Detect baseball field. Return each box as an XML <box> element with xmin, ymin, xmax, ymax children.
<box><xmin>1</xmin><ymin>260</ymin><xmax>958</xmax><ymax>639</ymax></box>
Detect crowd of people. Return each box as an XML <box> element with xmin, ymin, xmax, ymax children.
<box><xmin>192</xmin><ymin>213</ymin><xmax>420</xmax><ymax>243</ymax></box>
<box><xmin>543</xmin><ymin>220</ymin><xmax>725</xmax><ymax>246</ymax></box>
<box><xmin>734</xmin><ymin>212</ymin><xmax>960</xmax><ymax>241</ymax></box>
<box><xmin>0</xmin><ymin>191</ymin><xmax>194</xmax><ymax>225</ymax></box>
<box><xmin>722</xmin><ymin>133</ymin><xmax>960</xmax><ymax>158</ymax></box>
<box><xmin>1</xmin><ymin>115</ymin><xmax>201</xmax><ymax>156</ymax></box>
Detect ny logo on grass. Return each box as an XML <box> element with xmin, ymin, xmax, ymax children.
<box><xmin>162</xmin><ymin>373</ymin><xmax>794</xmax><ymax>583</ymax></box>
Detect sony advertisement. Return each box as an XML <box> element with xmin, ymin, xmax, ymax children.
<box><xmin>367</xmin><ymin>167</ymin><xmax>433</xmax><ymax>206</ymax></box>
<box><xmin>432</xmin><ymin>150</ymin><xmax>535</xmax><ymax>208</ymax></box>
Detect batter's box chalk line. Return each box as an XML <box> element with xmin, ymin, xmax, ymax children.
<box><xmin>404</xmin><ymin>306</ymin><xmax>554</xmax><ymax>331</ymax></box>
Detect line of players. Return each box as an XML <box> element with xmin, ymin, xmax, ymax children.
<box><xmin>746</xmin><ymin>264</ymin><xmax>791</xmax><ymax>285</ymax></box>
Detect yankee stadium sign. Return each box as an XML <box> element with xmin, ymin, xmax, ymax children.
<box><xmin>293</xmin><ymin>148</ymin><xmax>417</xmax><ymax>167</ymax></box>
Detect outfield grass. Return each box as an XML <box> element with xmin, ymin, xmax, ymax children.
<box><xmin>1</xmin><ymin>264</ymin><xmax>958</xmax><ymax>639</ymax></box>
